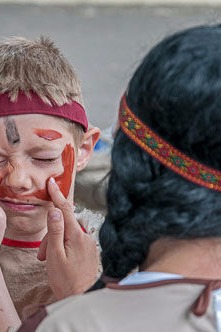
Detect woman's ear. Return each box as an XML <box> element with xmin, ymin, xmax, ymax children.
<box><xmin>76</xmin><ymin>127</ymin><xmax>100</xmax><ymax>172</ymax></box>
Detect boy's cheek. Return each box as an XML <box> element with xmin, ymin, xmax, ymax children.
<box><xmin>35</xmin><ymin>144</ymin><xmax>75</xmax><ymax>201</ymax></box>
<box><xmin>0</xmin><ymin>172</ymin><xmax>16</xmax><ymax>199</ymax></box>
<box><xmin>0</xmin><ymin>144</ymin><xmax>75</xmax><ymax>201</ymax></box>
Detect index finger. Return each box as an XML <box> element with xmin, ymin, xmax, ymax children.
<box><xmin>47</xmin><ymin>177</ymin><xmax>82</xmax><ymax>236</ymax></box>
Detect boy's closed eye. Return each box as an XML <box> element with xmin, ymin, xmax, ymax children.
<box><xmin>32</xmin><ymin>156</ymin><xmax>60</xmax><ymax>165</ymax></box>
<box><xmin>32</xmin><ymin>157</ymin><xmax>59</xmax><ymax>162</ymax></box>
<box><xmin>0</xmin><ymin>155</ymin><xmax>61</xmax><ymax>167</ymax></box>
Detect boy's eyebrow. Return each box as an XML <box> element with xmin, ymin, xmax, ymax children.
<box><xmin>34</xmin><ymin>129</ymin><xmax>63</xmax><ymax>141</ymax></box>
<box><xmin>3</xmin><ymin>118</ymin><xmax>20</xmax><ymax>145</ymax></box>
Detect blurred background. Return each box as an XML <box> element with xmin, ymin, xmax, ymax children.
<box><xmin>1</xmin><ymin>0</ymin><xmax>221</xmax><ymax>129</ymax></box>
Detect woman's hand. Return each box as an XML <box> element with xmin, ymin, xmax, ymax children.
<box><xmin>37</xmin><ymin>178</ymin><xmax>99</xmax><ymax>300</ymax></box>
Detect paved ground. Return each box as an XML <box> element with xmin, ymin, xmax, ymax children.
<box><xmin>0</xmin><ymin>4</ymin><xmax>221</xmax><ymax>129</ymax></box>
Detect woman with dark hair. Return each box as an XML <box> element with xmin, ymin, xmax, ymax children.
<box><xmin>98</xmin><ymin>23</ymin><xmax>221</xmax><ymax>283</ymax></box>
<box><xmin>3</xmin><ymin>24</ymin><xmax>221</xmax><ymax>331</ymax></box>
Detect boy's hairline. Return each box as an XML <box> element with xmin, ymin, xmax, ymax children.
<box><xmin>62</xmin><ymin>118</ymin><xmax>85</xmax><ymax>147</ymax></box>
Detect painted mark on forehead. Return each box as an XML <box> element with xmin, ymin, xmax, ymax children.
<box><xmin>3</xmin><ymin>118</ymin><xmax>20</xmax><ymax>145</ymax></box>
<box><xmin>34</xmin><ymin>129</ymin><xmax>63</xmax><ymax>141</ymax></box>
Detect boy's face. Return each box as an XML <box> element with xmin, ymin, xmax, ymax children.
<box><xmin>0</xmin><ymin>114</ymin><xmax>81</xmax><ymax>240</ymax></box>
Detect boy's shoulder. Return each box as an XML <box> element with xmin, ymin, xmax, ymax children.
<box><xmin>75</xmin><ymin>207</ymin><xmax>104</xmax><ymax>276</ymax></box>
<box><xmin>75</xmin><ymin>207</ymin><xmax>104</xmax><ymax>242</ymax></box>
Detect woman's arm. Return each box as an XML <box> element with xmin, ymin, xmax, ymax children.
<box><xmin>0</xmin><ymin>207</ymin><xmax>21</xmax><ymax>331</ymax></box>
<box><xmin>0</xmin><ymin>269</ymin><xmax>21</xmax><ymax>332</ymax></box>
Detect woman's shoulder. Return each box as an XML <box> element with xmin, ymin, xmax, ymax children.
<box><xmin>18</xmin><ymin>280</ymin><xmax>218</xmax><ymax>332</ymax></box>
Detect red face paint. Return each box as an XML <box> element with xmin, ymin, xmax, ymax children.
<box><xmin>0</xmin><ymin>144</ymin><xmax>75</xmax><ymax>201</ymax></box>
<box><xmin>34</xmin><ymin>129</ymin><xmax>62</xmax><ymax>141</ymax></box>
<box><xmin>0</xmin><ymin>176</ymin><xmax>11</xmax><ymax>199</ymax></box>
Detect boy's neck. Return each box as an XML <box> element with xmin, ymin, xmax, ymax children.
<box><xmin>3</xmin><ymin>227</ymin><xmax>47</xmax><ymax>243</ymax></box>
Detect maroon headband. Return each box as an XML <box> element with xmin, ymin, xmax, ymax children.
<box><xmin>0</xmin><ymin>92</ymin><xmax>88</xmax><ymax>132</ymax></box>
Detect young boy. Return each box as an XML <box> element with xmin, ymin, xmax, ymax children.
<box><xmin>0</xmin><ymin>36</ymin><xmax>102</xmax><ymax>320</ymax></box>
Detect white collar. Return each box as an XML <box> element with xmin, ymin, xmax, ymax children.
<box><xmin>119</xmin><ymin>271</ymin><xmax>182</xmax><ymax>286</ymax></box>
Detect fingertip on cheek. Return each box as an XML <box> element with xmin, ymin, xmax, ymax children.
<box><xmin>49</xmin><ymin>177</ymin><xmax>56</xmax><ymax>184</ymax></box>
<box><xmin>47</xmin><ymin>177</ymin><xmax>57</xmax><ymax>190</ymax></box>
<box><xmin>46</xmin><ymin>177</ymin><xmax>56</xmax><ymax>198</ymax></box>
<box><xmin>47</xmin><ymin>176</ymin><xmax>60</xmax><ymax>195</ymax></box>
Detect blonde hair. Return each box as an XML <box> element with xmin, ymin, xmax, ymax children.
<box><xmin>0</xmin><ymin>36</ymin><xmax>83</xmax><ymax>106</ymax></box>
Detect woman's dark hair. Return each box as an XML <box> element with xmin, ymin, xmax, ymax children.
<box><xmin>90</xmin><ymin>25</ymin><xmax>221</xmax><ymax>290</ymax></box>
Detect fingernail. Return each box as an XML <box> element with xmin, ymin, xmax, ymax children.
<box><xmin>49</xmin><ymin>209</ymin><xmax>61</xmax><ymax>220</ymax></box>
<box><xmin>49</xmin><ymin>177</ymin><xmax>56</xmax><ymax>184</ymax></box>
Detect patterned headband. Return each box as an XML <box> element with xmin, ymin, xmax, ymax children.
<box><xmin>119</xmin><ymin>94</ymin><xmax>221</xmax><ymax>192</ymax></box>
<box><xmin>0</xmin><ymin>92</ymin><xmax>88</xmax><ymax>132</ymax></box>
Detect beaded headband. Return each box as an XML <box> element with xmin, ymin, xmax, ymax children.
<box><xmin>119</xmin><ymin>94</ymin><xmax>221</xmax><ymax>192</ymax></box>
<box><xmin>0</xmin><ymin>92</ymin><xmax>88</xmax><ymax>132</ymax></box>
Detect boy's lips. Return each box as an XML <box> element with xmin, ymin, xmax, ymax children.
<box><xmin>0</xmin><ymin>199</ymin><xmax>40</xmax><ymax>212</ymax></box>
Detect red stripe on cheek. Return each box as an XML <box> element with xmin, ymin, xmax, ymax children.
<box><xmin>0</xmin><ymin>174</ymin><xmax>6</xmax><ymax>198</ymax></box>
<box><xmin>34</xmin><ymin>129</ymin><xmax>62</xmax><ymax>141</ymax></box>
<box><xmin>54</xmin><ymin>144</ymin><xmax>75</xmax><ymax>198</ymax></box>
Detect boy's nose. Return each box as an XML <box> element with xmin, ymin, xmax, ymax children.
<box><xmin>4</xmin><ymin>164</ymin><xmax>32</xmax><ymax>192</ymax></box>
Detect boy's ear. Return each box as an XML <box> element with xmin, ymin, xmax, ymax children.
<box><xmin>76</xmin><ymin>127</ymin><xmax>100</xmax><ymax>172</ymax></box>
